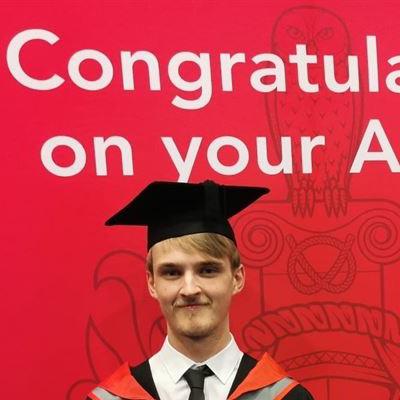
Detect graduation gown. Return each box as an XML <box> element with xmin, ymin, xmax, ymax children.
<box><xmin>87</xmin><ymin>353</ymin><xmax>314</xmax><ymax>400</ymax></box>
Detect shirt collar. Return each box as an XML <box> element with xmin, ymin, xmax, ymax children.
<box><xmin>159</xmin><ymin>334</ymin><xmax>243</xmax><ymax>385</ymax></box>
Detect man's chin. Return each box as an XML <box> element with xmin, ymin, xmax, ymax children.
<box><xmin>176</xmin><ymin>323</ymin><xmax>214</xmax><ymax>339</ymax></box>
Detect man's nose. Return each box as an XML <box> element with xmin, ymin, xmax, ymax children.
<box><xmin>180</xmin><ymin>272</ymin><xmax>201</xmax><ymax>297</ymax></box>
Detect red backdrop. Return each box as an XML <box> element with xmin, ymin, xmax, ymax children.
<box><xmin>2</xmin><ymin>1</ymin><xmax>400</xmax><ymax>399</ymax></box>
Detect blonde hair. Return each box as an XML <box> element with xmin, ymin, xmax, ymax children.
<box><xmin>146</xmin><ymin>232</ymin><xmax>241</xmax><ymax>273</ymax></box>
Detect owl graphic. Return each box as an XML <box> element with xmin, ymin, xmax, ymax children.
<box><xmin>266</xmin><ymin>6</ymin><xmax>363</xmax><ymax>217</ymax></box>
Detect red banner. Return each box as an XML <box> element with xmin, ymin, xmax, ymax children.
<box><xmin>2</xmin><ymin>2</ymin><xmax>400</xmax><ymax>399</ymax></box>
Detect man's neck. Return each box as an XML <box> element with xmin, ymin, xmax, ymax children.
<box><xmin>167</xmin><ymin>328</ymin><xmax>232</xmax><ymax>363</ymax></box>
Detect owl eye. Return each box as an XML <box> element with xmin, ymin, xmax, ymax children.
<box><xmin>286</xmin><ymin>25</ymin><xmax>305</xmax><ymax>40</ymax></box>
<box><xmin>316</xmin><ymin>27</ymin><xmax>334</xmax><ymax>40</ymax></box>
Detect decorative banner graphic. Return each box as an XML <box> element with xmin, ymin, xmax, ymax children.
<box><xmin>2</xmin><ymin>2</ymin><xmax>400</xmax><ymax>399</ymax></box>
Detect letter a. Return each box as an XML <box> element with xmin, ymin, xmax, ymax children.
<box><xmin>350</xmin><ymin>119</ymin><xmax>400</xmax><ymax>173</ymax></box>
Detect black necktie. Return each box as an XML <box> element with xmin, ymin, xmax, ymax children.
<box><xmin>183</xmin><ymin>365</ymin><xmax>214</xmax><ymax>400</ymax></box>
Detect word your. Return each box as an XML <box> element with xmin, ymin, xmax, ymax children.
<box><xmin>40</xmin><ymin>120</ymin><xmax>400</xmax><ymax>178</ymax></box>
<box><xmin>7</xmin><ymin>29</ymin><xmax>400</xmax><ymax>109</ymax></box>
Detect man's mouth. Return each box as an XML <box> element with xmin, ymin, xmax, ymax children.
<box><xmin>176</xmin><ymin>303</ymin><xmax>209</xmax><ymax>310</ymax></box>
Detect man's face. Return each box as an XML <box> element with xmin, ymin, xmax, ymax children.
<box><xmin>147</xmin><ymin>241</ymin><xmax>244</xmax><ymax>340</ymax></box>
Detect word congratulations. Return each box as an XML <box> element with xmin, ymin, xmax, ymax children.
<box><xmin>5</xmin><ymin>29</ymin><xmax>400</xmax><ymax>109</ymax></box>
<box><xmin>40</xmin><ymin>119</ymin><xmax>400</xmax><ymax>178</ymax></box>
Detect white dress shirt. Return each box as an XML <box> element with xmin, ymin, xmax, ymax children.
<box><xmin>149</xmin><ymin>335</ymin><xmax>243</xmax><ymax>400</ymax></box>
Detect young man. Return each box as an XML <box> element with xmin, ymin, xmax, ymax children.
<box><xmin>87</xmin><ymin>181</ymin><xmax>314</xmax><ymax>400</ymax></box>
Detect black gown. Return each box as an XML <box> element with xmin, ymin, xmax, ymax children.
<box><xmin>130</xmin><ymin>353</ymin><xmax>314</xmax><ymax>400</ymax></box>
<box><xmin>86</xmin><ymin>353</ymin><xmax>314</xmax><ymax>399</ymax></box>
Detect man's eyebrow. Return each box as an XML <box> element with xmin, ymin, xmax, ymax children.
<box><xmin>195</xmin><ymin>260</ymin><xmax>224</xmax><ymax>267</ymax></box>
<box><xmin>157</xmin><ymin>263</ymin><xmax>181</xmax><ymax>269</ymax></box>
<box><xmin>156</xmin><ymin>260</ymin><xmax>224</xmax><ymax>268</ymax></box>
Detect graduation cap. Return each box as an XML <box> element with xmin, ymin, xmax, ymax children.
<box><xmin>106</xmin><ymin>180</ymin><xmax>269</xmax><ymax>249</ymax></box>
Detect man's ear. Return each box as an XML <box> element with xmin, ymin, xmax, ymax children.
<box><xmin>146</xmin><ymin>269</ymin><xmax>158</xmax><ymax>299</ymax></box>
<box><xmin>232</xmin><ymin>264</ymin><xmax>245</xmax><ymax>295</ymax></box>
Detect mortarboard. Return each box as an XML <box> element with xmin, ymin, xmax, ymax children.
<box><xmin>106</xmin><ymin>180</ymin><xmax>269</xmax><ymax>249</ymax></box>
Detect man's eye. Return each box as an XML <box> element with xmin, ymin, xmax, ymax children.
<box><xmin>161</xmin><ymin>269</ymin><xmax>180</xmax><ymax>277</ymax></box>
<box><xmin>201</xmin><ymin>266</ymin><xmax>218</xmax><ymax>275</ymax></box>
